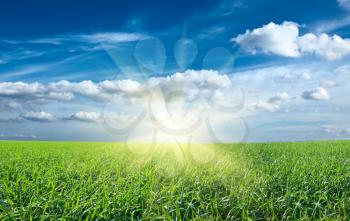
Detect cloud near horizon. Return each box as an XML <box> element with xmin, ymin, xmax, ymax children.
<box><xmin>0</xmin><ymin>63</ymin><xmax>349</xmax><ymax>141</ymax></box>
<box><xmin>0</xmin><ymin>66</ymin><xmax>344</xmax><ymax>122</ymax></box>
<box><xmin>0</xmin><ymin>70</ymin><xmax>240</xmax><ymax>125</ymax></box>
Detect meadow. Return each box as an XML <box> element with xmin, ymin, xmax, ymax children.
<box><xmin>1</xmin><ymin>141</ymin><xmax>350</xmax><ymax>220</ymax></box>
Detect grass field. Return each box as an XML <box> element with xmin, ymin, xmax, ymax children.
<box><xmin>1</xmin><ymin>141</ymin><xmax>350</xmax><ymax>220</ymax></box>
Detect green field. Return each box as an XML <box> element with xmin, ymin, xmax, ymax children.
<box><xmin>1</xmin><ymin>141</ymin><xmax>350</xmax><ymax>220</ymax></box>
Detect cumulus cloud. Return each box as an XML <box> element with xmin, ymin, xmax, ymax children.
<box><xmin>48</xmin><ymin>80</ymin><xmax>107</xmax><ymax>101</ymax></box>
<box><xmin>68</xmin><ymin>112</ymin><xmax>102</xmax><ymax>123</ymax></box>
<box><xmin>149</xmin><ymin>70</ymin><xmax>233</xmax><ymax>102</ymax></box>
<box><xmin>0</xmin><ymin>67</ymin><xmax>343</xmax><ymax>130</ymax></box>
<box><xmin>233</xmin><ymin>21</ymin><xmax>350</xmax><ymax>60</ymax></box>
<box><xmin>274</xmin><ymin>68</ymin><xmax>312</xmax><ymax>83</ymax></box>
<box><xmin>0</xmin><ymin>70</ymin><xmax>234</xmax><ymax>109</ymax></box>
<box><xmin>0</xmin><ymin>79</ymin><xmax>146</xmax><ymax>106</ymax></box>
<box><xmin>298</xmin><ymin>70</ymin><xmax>312</xmax><ymax>80</ymax></box>
<box><xmin>0</xmin><ymin>81</ymin><xmax>75</xmax><ymax>102</ymax></box>
<box><xmin>0</xmin><ymin>82</ymin><xmax>45</xmax><ymax>96</ymax></box>
<box><xmin>0</xmin><ymin>70</ymin><xmax>241</xmax><ymax>128</ymax></box>
<box><xmin>150</xmin><ymin>70</ymin><xmax>232</xmax><ymax>88</ymax></box>
<box><xmin>268</xmin><ymin>92</ymin><xmax>292</xmax><ymax>103</ymax></box>
<box><xmin>20</xmin><ymin>111</ymin><xmax>56</xmax><ymax>122</ymax></box>
<box><xmin>99</xmin><ymin>79</ymin><xmax>144</xmax><ymax>96</ymax></box>
<box><xmin>232</xmin><ymin>21</ymin><xmax>300</xmax><ymax>57</ymax></box>
<box><xmin>48</xmin><ymin>79</ymin><xmax>148</xmax><ymax>101</ymax></box>
<box><xmin>67</xmin><ymin>111</ymin><xmax>139</xmax><ymax>124</ymax></box>
<box><xmin>250</xmin><ymin>101</ymin><xmax>279</xmax><ymax>112</ymax></box>
<box><xmin>297</xmin><ymin>33</ymin><xmax>350</xmax><ymax>60</ymax></box>
<box><xmin>250</xmin><ymin>92</ymin><xmax>292</xmax><ymax>112</ymax></box>
<box><xmin>302</xmin><ymin>87</ymin><xmax>331</xmax><ymax>101</ymax></box>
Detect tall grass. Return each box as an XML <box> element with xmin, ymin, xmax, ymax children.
<box><xmin>0</xmin><ymin>141</ymin><xmax>350</xmax><ymax>220</ymax></box>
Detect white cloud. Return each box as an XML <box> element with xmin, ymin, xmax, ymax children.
<box><xmin>297</xmin><ymin>70</ymin><xmax>312</xmax><ymax>80</ymax></box>
<box><xmin>268</xmin><ymin>92</ymin><xmax>291</xmax><ymax>103</ymax></box>
<box><xmin>68</xmin><ymin>111</ymin><xmax>138</xmax><ymax>123</ymax></box>
<box><xmin>3</xmin><ymin>32</ymin><xmax>148</xmax><ymax>46</ymax></box>
<box><xmin>1</xmin><ymin>64</ymin><xmax>350</xmax><ymax>141</ymax></box>
<box><xmin>320</xmin><ymin>80</ymin><xmax>338</xmax><ymax>88</ymax></box>
<box><xmin>0</xmin><ymin>81</ymin><xmax>74</xmax><ymax>102</ymax></box>
<box><xmin>28</xmin><ymin>38</ymin><xmax>65</xmax><ymax>45</ymax></box>
<box><xmin>48</xmin><ymin>79</ymin><xmax>147</xmax><ymax>101</ymax></box>
<box><xmin>1</xmin><ymin>66</ymin><xmax>347</xmax><ymax>137</ymax></box>
<box><xmin>46</xmin><ymin>92</ymin><xmax>75</xmax><ymax>101</ymax></box>
<box><xmin>322</xmin><ymin>125</ymin><xmax>350</xmax><ymax>136</ymax></box>
<box><xmin>0</xmin><ymin>70</ymin><xmax>242</xmax><ymax>130</ymax></box>
<box><xmin>77</xmin><ymin>32</ymin><xmax>148</xmax><ymax>44</ymax></box>
<box><xmin>250</xmin><ymin>101</ymin><xmax>279</xmax><ymax>112</ymax></box>
<box><xmin>0</xmin><ymin>65</ymin><xmax>51</xmax><ymax>80</ymax></box>
<box><xmin>48</xmin><ymin>80</ymin><xmax>106</xmax><ymax>101</ymax></box>
<box><xmin>0</xmin><ymin>82</ymin><xmax>45</xmax><ymax>96</ymax></box>
<box><xmin>0</xmin><ymin>70</ymin><xmax>233</xmax><ymax>108</ymax></box>
<box><xmin>150</xmin><ymin>69</ymin><xmax>232</xmax><ymax>88</ymax></box>
<box><xmin>232</xmin><ymin>21</ymin><xmax>300</xmax><ymax>57</ymax></box>
<box><xmin>0</xmin><ymin>50</ymin><xmax>47</xmax><ymax>65</ymax></box>
<box><xmin>338</xmin><ymin>0</ymin><xmax>350</xmax><ymax>11</ymax></box>
<box><xmin>99</xmin><ymin>79</ymin><xmax>144</xmax><ymax>95</ymax></box>
<box><xmin>274</xmin><ymin>69</ymin><xmax>312</xmax><ymax>82</ymax></box>
<box><xmin>149</xmin><ymin>69</ymin><xmax>232</xmax><ymax>102</ymax></box>
<box><xmin>298</xmin><ymin>33</ymin><xmax>350</xmax><ymax>60</ymax></box>
<box><xmin>302</xmin><ymin>87</ymin><xmax>331</xmax><ymax>101</ymax></box>
<box><xmin>233</xmin><ymin>21</ymin><xmax>350</xmax><ymax>60</ymax></box>
<box><xmin>7</xmin><ymin>101</ymin><xmax>22</xmax><ymax>109</ymax></box>
<box><xmin>69</xmin><ymin>112</ymin><xmax>102</xmax><ymax>123</ymax></box>
<box><xmin>249</xmin><ymin>92</ymin><xmax>293</xmax><ymax>113</ymax></box>
<box><xmin>20</xmin><ymin>111</ymin><xmax>56</xmax><ymax>122</ymax></box>
<box><xmin>313</xmin><ymin>16</ymin><xmax>350</xmax><ymax>34</ymax></box>
<box><xmin>0</xmin><ymin>55</ymin><xmax>83</xmax><ymax>81</ymax></box>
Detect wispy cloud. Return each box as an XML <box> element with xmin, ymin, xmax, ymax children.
<box><xmin>338</xmin><ymin>0</ymin><xmax>350</xmax><ymax>11</ymax></box>
<box><xmin>205</xmin><ymin>0</ymin><xmax>247</xmax><ymax>19</ymax></box>
<box><xmin>0</xmin><ymin>65</ymin><xmax>51</xmax><ymax>80</ymax></box>
<box><xmin>28</xmin><ymin>38</ymin><xmax>66</xmax><ymax>45</ymax></box>
<box><xmin>0</xmin><ymin>50</ymin><xmax>47</xmax><ymax>65</ymax></box>
<box><xmin>312</xmin><ymin>16</ymin><xmax>350</xmax><ymax>33</ymax></box>
<box><xmin>76</xmin><ymin>32</ymin><xmax>148</xmax><ymax>44</ymax></box>
<box><xmin>0</xmin><ymin>54</ymin><xmax>84</xmax><ymax>81</ymax></box>
<box><xmin>1</xmin><ymin>32</ymin><xmax>148</xmax><ymax>46</ymax></box>
<box><xmin>198</xmin><ymin>25</ymin><xmax>226</xmax><ymax>39</ymax></box>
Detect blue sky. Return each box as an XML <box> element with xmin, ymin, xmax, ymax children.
<box><xmin>1</xmin><ymin>0</ymin><xmax>350</xmax><ymax>142</ymax></box>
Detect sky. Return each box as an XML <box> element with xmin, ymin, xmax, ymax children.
<box><xmin>1</xmin><ymin>0</ymin><xmax>350</xmax><ymax>142</ymax></box>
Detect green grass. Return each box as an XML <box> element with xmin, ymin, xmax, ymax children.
<box><xmin>1</xmin><ymin>141</ymin><xmax>350</xmax><ymax>220</ymax></box>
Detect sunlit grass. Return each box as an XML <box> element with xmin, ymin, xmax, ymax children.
<box><xmin>1</xmin><ymin>141</ymin><xmax>350</xmax><ymax>220</ymax></box>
